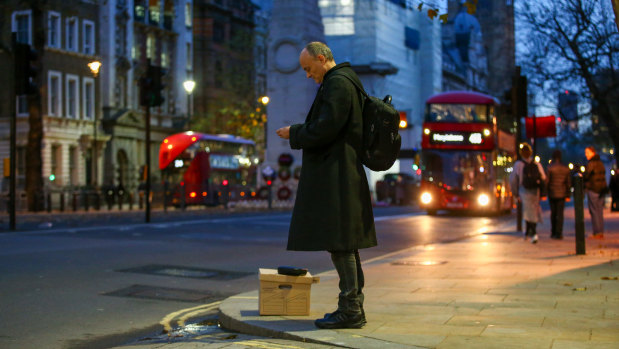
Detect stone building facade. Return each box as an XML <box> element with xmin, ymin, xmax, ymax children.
<box><xmin>0</xmin><ymin>0</ymin><xmax>193</xmax><ymax>209</ymax></box>
<box><xmin>0</xmin><ymin>0</ymin><xmax>102</xmax><ymax>204</ymax></box>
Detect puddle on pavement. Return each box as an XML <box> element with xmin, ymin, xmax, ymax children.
<box><xmin>130</xmin><ymin>317</ymin><xmax>239</xmax><ymax>344</ymax></box>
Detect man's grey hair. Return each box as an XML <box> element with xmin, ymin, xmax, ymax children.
<box><xmin>305</xmin><ymin>42</ymin><xmax>334</xmax><ymax>61</ymax></box>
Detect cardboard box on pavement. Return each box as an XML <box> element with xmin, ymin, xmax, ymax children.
<box><xmin>258</xmin><ymin>268</ymin><xmax>320</xmax><ymax>316</ymax></box>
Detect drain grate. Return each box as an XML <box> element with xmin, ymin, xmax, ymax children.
<box><xmin>103</xmin><ymin>284</ymin><xmax>224</xmax><ymax>303</ymax></box>
<box><xmin>391</xmin><ymin>260</ymin><xmax>448</xmax><ymax>266</ymax></box>
<box><xmin>117</xmin><ymin>264</ymin><xmax>253</xmax><ymax>280</ymax></box>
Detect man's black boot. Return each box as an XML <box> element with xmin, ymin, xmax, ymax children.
<box><xmin>315</xmin><ymin>311</ymin><xmax>365</xmax><ymax>329</ymax></box>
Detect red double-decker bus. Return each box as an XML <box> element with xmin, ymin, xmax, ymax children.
<box><xmin>158</xmin><ymin>132</ymin><xmax>259</xmax><ymax>206</ymax></box>
<box><xmin>419</xmin><ymin>91</ymin><xmax>516</xmax><ymax>214</ymax></box>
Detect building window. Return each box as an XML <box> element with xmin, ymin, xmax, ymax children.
<box><xmin>66</xmin><ymin>75</ymin><xmax>79</xmax><ymax>119</ymax></box>
<box><xmin>135</xmin><ymin>0</ymin><xmax>146</xmax><ymax>22</ymax></box>
<box><xmin>69</xmin><ymin>146</ymin><xmax>78</xmax><ymax>186</ymax></box>
<box><xmin>149</xmin><ymin>0</ymin><xmax>161</xmax><ymax>25</ymax></box>
<box><xmin>48</xmin><ymin>71</ymin><xmax>62</xmax><ymax>116</ymax></box>
<box><xmin>213</xmin><ymin>20</ymin><xmax>225</xmax><ymax>43</ymax></box>
<box><xmin>50</xmin><ymin>144</ymin><xmax>60</xmax><ymax>184</ymax></box>
<box><xmin>16</xmin><ymin>95</ymin><xmax>28</xmax><ymax>116</ymax></box>
<box><xmin>66</xmin><ymin>17</ymin><xmax>78</xmax><ymax>51</ymax></box>
<box><xmin>215</xmin><ymin>59</ymin><xmax>223</xmax><ymax>88</ymax></box>
<box><xmin>185</xmin><ymin>2</ymin><xmax>192</xmax><ymax>27</ymax></box>
<box><xmin>161</xmin><ymin>41</ymin><xmax>168</xmax><ymax>67</ymax></box>
<box><xmin>319</xmin><ymin>0</ymin><xmax>355</xmax><ymax>36</ymax></box>
<box><xmin>48</xmin><ymin>12</ymin><xmax>61</xmax><ymax>48</ymax></box>
<box><xmin>186</xmin><ymin>42</ymin><xmax>192</xmax><ymax>70</ymax></box>
<box><xmin>83</xmin><ymin>77</ymin><xmax>95</xmax><ymax>119</ymax></box>
<box><xmin>17</xmin><ymin>147</ymin><xmax>26</xmax><ymax>178</ymax></box>
<box><xmin>83</xmin><ymin>20</ymin><xmax>95</xmax><ymax>55</ymax></box>
<box><xmin>146</xmin><ymin>34</ymin><xmax>155</xmax><ymax>59</ymax></box>
<box><xmin>12</xmin><ymin>10</ymin><xmax>32</xmax><ymax>44</ymax></box>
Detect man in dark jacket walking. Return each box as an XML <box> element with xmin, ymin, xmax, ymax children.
<box><xmin>276</xmin><ymin>42</ymin><xmax>376</xmax><ymax>329</ymax></box>
<box><xmin>584</xmin><ymin>146</ymin><xmax>607</xmax><ymax>238</ymax></box>
<box><xmin>547</xmin><ymin>150</ymin><xmax>571</xmax><ymax>239</ymax></box>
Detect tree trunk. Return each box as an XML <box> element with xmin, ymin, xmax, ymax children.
<box><xmin>25</xmin><ymin>1</ymin><xmax>45</xmax><ymax>211</ymax></box>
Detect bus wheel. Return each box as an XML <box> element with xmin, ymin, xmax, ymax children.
<box><xmin>427</xmin><ymin>209</ymin><xmax>437</xmax><ymax>216</ymax></box>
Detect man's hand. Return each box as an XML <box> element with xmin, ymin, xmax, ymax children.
<box><xmin>276</xmin><ymin>126</ymin><xmax>290</xmax><ymax>139</ymax></box>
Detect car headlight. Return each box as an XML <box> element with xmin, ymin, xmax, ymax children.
<box><xmin>478</xmin><ymin>193</ymin><xmax>490</xmax><ymax>206</ymax></box>
<box><xmin>421</xmin><ymin>192</ymin><xmax>432</xmax><ymax>204</ymax></box>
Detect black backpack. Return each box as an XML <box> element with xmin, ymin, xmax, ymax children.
<box><xmin>338</xmin><ymin>74</ymin><xmax>401</xmax><ymax>171</ymax></box>
<box><xmin>522</xmin><ymin>160</ymin><xmax>542</xmax><ymax>190</ymax></box>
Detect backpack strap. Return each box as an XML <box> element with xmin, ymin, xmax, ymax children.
<box><xmin>332</xmin><ymin>72</ymin><xmax>369</xmax><ymax>99</ymax></box>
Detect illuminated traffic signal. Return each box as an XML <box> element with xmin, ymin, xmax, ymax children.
<box><xmin>14</xmin><ymin>41</ymin><xmax>38</xmax><ymax>95</ymax></box>
<box><xmin>222</xmin><ymin>179</ymin><xmax>229</xmax><ymax>186</ymax></box>
<box><xmin>139</xmin><ymin>74</ymin><xmax>152</xmax><ymax>107</ymax></box>
<box><xmin>399</xmin><ymin>111</ymin><xmax>408</xmax><ymax>129</ymax></box>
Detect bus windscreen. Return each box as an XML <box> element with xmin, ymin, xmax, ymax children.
<box><xmin>426</xmin><ymin>104</ymin><xmax>490</xmax><ymax>123</ymax></box>
<box><xmin>422</xmin><ymin>150</ymin><xmax>493</xmax><ymax>191</ymax></box>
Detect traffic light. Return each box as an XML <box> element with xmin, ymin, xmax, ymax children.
<box><xmin>149</xmin><ymin>65</ymin><xmax>166</xmax><ymax>107</ymax></box>
<box><xmin>399</xmin><ymin>111</ymin><xmax>408</xmax><ymax>129</ymax></box>
<box><xmin>558</xmin><ymin>90</ymin><xmax>578</xmax><ymax>121</ymax></box>
<box><xmin>14</xmin><ymin>41</ymin><xmax>38</xmax><ymax>95</ymax></box>
<box><xmin>140</xmin><ymin>64</ymin><xmax>166</xmax><ymax>107</ymax></box>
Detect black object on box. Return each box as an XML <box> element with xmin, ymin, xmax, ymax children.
<box><xmin>277</xmin><ymin>266</ymin><xmax>308</xmax><ymax>276</ymax></box>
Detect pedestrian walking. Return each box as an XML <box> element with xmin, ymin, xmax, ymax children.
<box><xmin>584</xmin><ymin>146</ymin><xmax>608</xmax><ymax>238</ymax></box>
<box><xmin>275</xmin><ymin>42</ymin><xmax>376</xmax><ymax>329</ymax></box>
<box><xmin>546</xmin><ymin>150</ymin><xmax>571</xmax><ymax>239</ymax></box>
<box><xmin>510</xmin><ymin>143</ymin><xmax>546</xmax><ymax>243</ymax></box>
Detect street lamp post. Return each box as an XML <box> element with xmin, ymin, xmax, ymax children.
<box><xmin>183</xmin><ymin>80</ymin><xmax>195</xmax><ymax>121</ymax></box>
<box><xmin>88</xmin><ymin>61</ymin><xmax>101</xmax><ymax>188</ymax></box>
<box><xmin>259</xmin><ymin>95</ymin><xmax>269</xmax><ymax>162</ymax></box>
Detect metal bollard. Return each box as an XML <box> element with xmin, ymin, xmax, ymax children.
<box><xmin>47</xmin><ymin>193</ymin><xmax>52</xmax><ymax>213</ymax></box>
<box><xmin>60</xmin><ymin>193</ymin><xmax>65</xmax><ymax>212</ymax></box>
<box><xmin>118</xmin><ymin>194</ymin><xmax>123</xmax><ymax>210</ymax></box>
<box><xmin>95</xmin><ymin>192</ymin><xmax>101</xmax><ymax>211</ymax></box>
<box><xmin>573</xmin><ymin>174</ymin><xmax>586</xmax><ymax>255</ymax></box>
<box><xmin>129</xmin><ymin>192</ymin><xmax>134</xmax><ymax>211</ymax></box>
<box><xmin>181</xmin><ymin>185</ymin><xmax>186</xmax><ymax>210</ymax></box>
<box><xmin>139</xmin><ymin>191</ymin><xmax>144</xmax><ymax>209</ymax></box>
<box><xmin>84</xmin><ymin>192</ymin><xmax>90</xmax><ymax>211</ymax></box>
<box><xmin>72</xmin><ymin>193</ymin><xmax>78</xmax><ymax>212</ymax></box>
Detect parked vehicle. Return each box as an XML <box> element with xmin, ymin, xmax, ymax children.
<box><xmin>375</xmin><ymin>173</ymin><xmax>419</xmax><ymax>205</ymax></box>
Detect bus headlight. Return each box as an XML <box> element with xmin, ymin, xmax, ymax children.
<box><xmin>477</xmin><ymin>193</ymin><xmax>490</xmax><ymax>206</ymax></box>
<box><xmin>421</xmin><ymin>192</ymin><xmax>432</xmax><ymax>205</ymax></box>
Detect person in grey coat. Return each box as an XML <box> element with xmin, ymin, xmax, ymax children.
<box><xmin>510</xmin><ymin>143</ymin><xmax>546</xmax><ymax>243</ymax></box>
<box><xmin>546</xmin><ymin>150</ymin><xmax>571</xmax><ymax>239</ymax></box>
<box><xmin>276</xmin><ymin>42</ymin><xmax>376</xmax><ymax>329</ymax></box>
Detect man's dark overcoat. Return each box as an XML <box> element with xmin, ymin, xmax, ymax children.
<box><xmin>287</xmin><ymin>62</ymin><xmax>377</xmax><ymax>252</ymax></box>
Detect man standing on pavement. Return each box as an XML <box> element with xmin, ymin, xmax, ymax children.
<box><xmin>547</xmin><ymin>150</ymin><xmax>571</xmax><ymax>239</ymax></box>
<box><xmin>275</xmin><ymin>42</ymin><xmax>376</xmax><ymax>329</ymax></box>
<box><xmin>584</xmin><ymin>146</ymin><xmax>607</xmax><ymax>238</ymax></box>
